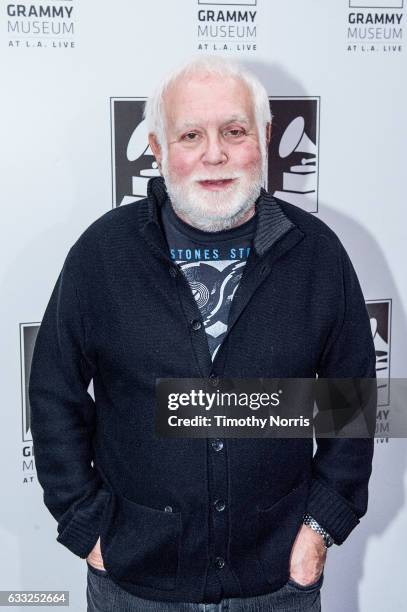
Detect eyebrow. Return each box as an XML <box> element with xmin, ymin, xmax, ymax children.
<box><xmin>175</xmin><ymin>115</ymin><xmax>250</xmax><ymax>132</ymax></box>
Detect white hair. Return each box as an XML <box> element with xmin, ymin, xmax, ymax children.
<box><xmin>143</xmin><ymin>55</ymin><xmax>272</xmax><ymax>156</ymax></box>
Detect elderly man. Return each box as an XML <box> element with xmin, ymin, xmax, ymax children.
<box><xmin>29</xmin><ymin>56</ymin><xmax>375</xmax><ymax>612</ymax></box>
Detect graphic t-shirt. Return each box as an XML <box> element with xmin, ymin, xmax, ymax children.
<box><xmin>160</xmin><ymin>197</ymin><xmax>257</xmax><ymax>361</ymax></box>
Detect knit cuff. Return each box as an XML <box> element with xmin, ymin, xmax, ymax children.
<box><xmin>56</xmin><ymin>486</ymin><xmax>112</xmax><ymax>558</ymax></box>
<box><xmin>305</xmin><ymin>478</ymin><xmax>360</xmax><ymax>545</ymax></box>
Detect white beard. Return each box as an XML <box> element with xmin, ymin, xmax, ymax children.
<box><xmin>160</xmin><ymin>153</ymin><xmax>266</xmax><ymax>232</ymax></box>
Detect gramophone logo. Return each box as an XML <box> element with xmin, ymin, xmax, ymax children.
<box><xmin>349</xmin><ymin>1</ymin><xmax>403</xmax><ymax>7</ymax></box>
<box><xmin>111</xmin><ymin>98</ymin><xmax>160</xmax><ymax>207</ymax></box>
<box><xmin>268</xmin><ymin>97</ymin><xmax>320</xmax><ymax>213</ymax></box>
<box><xmin>111</xmin><ymin>97</ymin><xmax>320</xmax><ymax>211</ymax></box>
<box><xmin>198</xmin><ymin>0</ymin><xmax>256</xmax><ymax>4</ymax></box>
<box><xmin>20</xmin><ymin>322</ymin><xmax>40</xmax><ymax>442</ymax></box>
<box><xmin>366</xmin><ymin>299</ymin><xmax>392</xmax><ymax>406</ymax></box>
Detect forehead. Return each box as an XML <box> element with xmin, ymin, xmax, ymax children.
<box><xmin>163</xmin><ymin>74</ymin><xmax>255</xmax><ymax>131</ymax></box>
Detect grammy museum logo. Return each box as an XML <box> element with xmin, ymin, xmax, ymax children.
<box><xmin>20</xmin><ymin>322</ymin><xmax>39</xmax><ymax>484</ymax></box>
<box><xmin>196</xmin><ymin>0</ymin><xmax>258</xmax><ymax>53</ymax></box>
<box><xmin>366</xmin><ymin>299</ymin><xmax>392</xmax><ymax>407</ymax></box>
<box><xmin>347</xmin><ymin>0</ymin><xmax>403</xmax><ymax>53</ymax></box>
<box><xmin>20</xmin><ymin>320</ymin><xmax>96</xmax><ymax>483</ymax></box>
<box><xmin>5</xmin><ymin>1</ymin><xmax>76</xmax><ymax>49</ymax></box>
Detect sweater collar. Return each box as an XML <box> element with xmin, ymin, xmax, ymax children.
<box><xmin>138</xmin><ymin>175</ymin><xmax>296</xmax><ymax>257</ymax></box>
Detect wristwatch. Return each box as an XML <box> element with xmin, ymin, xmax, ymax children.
<box><xmin>303</xmin><ymin>513</ymin><xmax>335</xmax><ymax>548</ymax></box>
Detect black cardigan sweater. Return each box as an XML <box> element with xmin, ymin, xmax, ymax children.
<box><xmin>29</xmin><ymin>176</ymin><xmax>376</xmax><ymax>604</ymax></box>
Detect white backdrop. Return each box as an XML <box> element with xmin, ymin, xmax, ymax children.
<box><xmin>1</xmin><ymin>1</ymin><xmax>406</xmax><ymax>610</ymax></box>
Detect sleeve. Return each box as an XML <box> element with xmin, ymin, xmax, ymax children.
<box><xmin>305</xmin><ymin>241</ymin><xmax>376</xmax><ymax>545</ymax></box>
<box><xmin>28</xmin><ymin>251</ymin><xmax>111</xmax><ymax>558</ymax></box>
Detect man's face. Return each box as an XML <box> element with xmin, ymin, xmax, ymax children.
<box><xmin>149</xmin><ymin>74</ymin><xmax>268</xmax><ymax>231</ymax></box>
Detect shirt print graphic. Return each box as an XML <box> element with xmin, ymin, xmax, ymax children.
<box><xmin>175</xmin><ymin>258</ymin><xmax>247</xmax><ymax>361</ymax></box>
<box><xmin>160</xmin><ymin>195</ymin><xmax>256</xmax><ymax>362</ymax></box>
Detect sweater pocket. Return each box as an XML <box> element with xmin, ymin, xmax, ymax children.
<box><xmin>100</xmin><ymin>493</ymin><xmax>182</xmax><ymax>591</ymax></box>
<box><xmin>255</xmin><ymin>479</ymin><xmax>309</xmax><ymax>586</ymax></box>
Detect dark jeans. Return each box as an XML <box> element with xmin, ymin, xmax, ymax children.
<box><xmin>86</xmin><ymin>563</ymin><xmax>323</xmax><ymax>612</ymax></box>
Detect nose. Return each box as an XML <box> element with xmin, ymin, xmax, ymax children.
<box><xmin>202</xmin><ymin>133</ymin><xmax>227</xmax><ymax>165</ymax></box>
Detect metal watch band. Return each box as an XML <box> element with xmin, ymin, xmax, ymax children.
<box><xmin>303</xmin><ymin>513</ymin><xmax>335</xmax><ymax>548</ymax></box>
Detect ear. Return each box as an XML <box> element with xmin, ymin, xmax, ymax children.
<box><xmin>148</xmin><ymin>133</ymin><xmax>162</xmax><ymax>167</ymax></box>
<box><xmin>265</xmin><ymin>122</ymin><xmax>272</xmax><ymax>147</ymax></box>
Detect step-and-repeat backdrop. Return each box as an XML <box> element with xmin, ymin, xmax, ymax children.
<box><xmin>1</xmin><ymin>1</ymin><xmax>406</xmax><ymax>610</ymax></box>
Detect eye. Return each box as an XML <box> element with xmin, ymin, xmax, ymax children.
<box><xmin>182</xmin><ymin>132</ymin><xmax>199</xmax><ymax>142</ymax></box>
<box><xmin>225</xmin><ymin>128</ymin><xmax>246</xmax><ymax>138</ymax></box>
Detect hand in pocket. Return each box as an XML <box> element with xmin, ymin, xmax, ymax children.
<box><xmin>86</xmin><ymin>536</ymin><xmax>106</xmax><ymax>571</ymax></box>
<box><xmin>289</xmin><ymin>524</ymin><xmax>327</xmax><ymax>586</ymax></box>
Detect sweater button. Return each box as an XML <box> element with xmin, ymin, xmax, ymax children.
<box><xmin>211</xmin><ymin>438</ymin><xmax>224</xmax><ymax>452</ymax></box>
<box><xmin>214</xmin><ymin>556</ymin><xmax>225</xmax><ymax>569</ymax></box>
<box><xmin>191</xmin><ymin>319</ymin><xmax>202</xmax><ymax>331</ymax></box>
<box><xmin>214</xmin><ymin>499</ymin><xmax>226</xmax><ymax>512</ymax></box>
<box><xmin>164</xmin><ymin>505</ymin><xmax>173</xmax><ymax>513</ymax></box>
<box><xmin>209</xmin><ymin>374</ymin><xmax>219</xmax><ymax>387</ymax></box>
